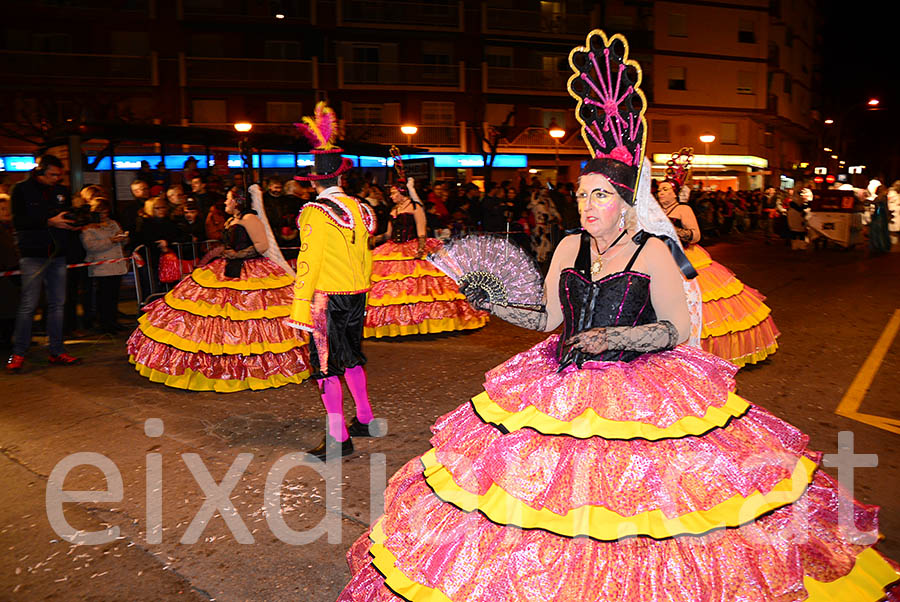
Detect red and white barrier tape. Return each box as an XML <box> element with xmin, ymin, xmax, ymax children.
<box><xmin>0</xmin><ymin>254</ymin><xmax>140</xmax><ymax>278</ymax></box>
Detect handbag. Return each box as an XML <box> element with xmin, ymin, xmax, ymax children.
<box><xmin>158</xmin><ymin>251</ymin><xmax>182</xmax><ymax>282</ymax></box>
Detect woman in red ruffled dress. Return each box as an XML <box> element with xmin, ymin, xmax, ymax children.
<box><xmin>337</xmin><ymin>29</ymin><xmax>899</xmax><ymax>602</ymax></box>
<box><xmin>364</xmin><ymin>177</ymin><xmax>487</xmax><ymax>338</ymax></box>
<box><xmin>657</xmin><ymin>153</ymin><xmax>780</xmax><ymax>367</ymax></box>
<box><xmin>127</xmin><ymin>186</ymin><xmax>311</xmax><ymax>392</ymax></box>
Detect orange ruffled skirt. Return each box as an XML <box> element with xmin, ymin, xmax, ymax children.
<box><xmin>338</xmin><ymin>339</ymin><xmax>900</xmax><ymax>601</ymax></box>
<box><xmin>126</xmin><ymin>257</ymin><xmax>312</xmax><ymax>392</ymax></box>
<box><xmin>686</xmin><ymin>245</ymin><xmax>780</xmax><ymax>367</ymax></box>
<box><xmin>365</xmin><ymin>239</ymin><xmax>488</xmax><ymax>338</ymax></box>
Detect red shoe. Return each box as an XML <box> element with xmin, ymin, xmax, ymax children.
<box><xmin>48</xmin><ymin>353</ymin><xmax>82</xmax><ymax>366</ymax></box>
<box><xmin>6</xmin><ymin>354</ymin><xmax>24</xmax><ymax>373</ymax></box>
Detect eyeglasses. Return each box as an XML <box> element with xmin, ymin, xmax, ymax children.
<box><xmin>575</xmin><ymin>188</ymin><xmax>616</xmax><ymax>211</ymax></box>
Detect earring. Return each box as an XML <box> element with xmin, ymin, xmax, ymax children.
<box><xmin>618</xmin><ymin>209</ymin><xmax>626</xmax><ymax>231</ymax></box>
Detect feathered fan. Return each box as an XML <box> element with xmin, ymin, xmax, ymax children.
<box><xmin>295</xmin><ymin>101</ymin><xmax>339</xmax><ymax>150</ymax></box>
<box><xmin>428</xmin><ymin>234</ymin><xmax>544</xmax><ymax>309</ymax></box>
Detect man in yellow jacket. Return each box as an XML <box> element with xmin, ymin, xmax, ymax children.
<box><xmin>288</xmin><ymin>134</ymin><xmax>377</xmax><ymax>460</ymax></box>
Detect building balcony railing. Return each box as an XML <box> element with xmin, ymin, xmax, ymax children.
<box><xmin>338</xmin><ymin>58</ymin><xmax>464</xmax><ymax>91</ymax></box>
<box><xmin>344</xmin><ymin>123</ymin><xmax>462</xmax><ymax>149</ymax></box>
<box><xmin>497</xmin><ymin>127</ymin><xmax>585</xmax><ymax>154</ymax></box>
<box><xmin>337</xmin><ymin>0</ymin><xmax>463</xmax><ymax>31</ymax></box>
<box><xmin>183</xmin><ymin>56</ymin><xmax>317</xmax><ymax>88</ymax></box>
<box><xmin>481</xmin><ymin>3</ymin><xmax>592</xmax><ymax>38</ymax></box>
<box><xmin>483</xmin><ymin>64</ymin><xmax>569</xmax><ymax>96</ymax></box>
<box><xmin>178</xmin><ymin>0</ymin><xmax>314</xmax><ymax>22</ymax></box>
<box><xmin>0</xmin><ymin>50</ymin><xmax>156</xmax><ymax>85</ymax></box>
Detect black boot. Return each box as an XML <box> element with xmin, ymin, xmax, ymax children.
<box><xmin>347</xmin><ymin>417</ymin><xmax>375</xmax><ymax>438</ymax></box>
<box><xmin>305</xmin><ymin>434</ymin><xmax>353</xmax><ymax>461</ymax></box>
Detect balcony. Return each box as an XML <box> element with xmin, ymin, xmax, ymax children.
<box><xmin>344</xmin><ymin>123</ymin><xmax>462</xmax><ymax>149</ymax></box>
<box><xmin>497</xmin><ymin>127</ymin><xmax>585</xmax><ymax>155</ymax></box>
<box><xmin>337</xmin><ymin>0</ymin><xmax>463</xmax><ymax>31</ymax></box>
<box><xmin>338</xmin><ymin>59</ymin><xmax>464</xmax><ymax>91</ymax></box>
<box><xmin>183</xmin><ymin>56</ymin><xmax>317</xmax><ymax>88</ymax></box>
<box><xmin>0</xmin><ymin>50</ymin><xmax>156</xmax><ymax>86</ymax></box>
<box><xmin>179</xmin><ymin>0</ymin><xmax>314</xmax><ymax>23</ymax></box>
<box><xmin>482</xmin><ymin>4</ymin><xmax>592</xmax><ymax>38</ymax></box>
<box><xmin>483</xmin><ymin>64</ymin><xmax>570</xmax><ymax>96</ymax></box>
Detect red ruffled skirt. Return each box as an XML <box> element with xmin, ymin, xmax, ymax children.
<box><xmin>365</xmin><ymin>239</ymin><xmax>488</xmax><ymax>338</ymax></box>
<box><xmin>687</xmin><ymin>245</ymin><xmax>780</xmax><ymax>367</ymax></box>
<box><xmin>126</xmin><ymin>257</ymin><xmax>311</xmax><ymax>392</ymax></box>
<box><xmin>338</xmin><ymin>338</ymin><xmax>900</xmax><ymax>601</ymax></box>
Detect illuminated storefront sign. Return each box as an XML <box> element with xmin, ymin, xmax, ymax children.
<box><xmin>650</xmin><ymin>154</ymin><xmax>769</xmax><ymax>169</ymax></box>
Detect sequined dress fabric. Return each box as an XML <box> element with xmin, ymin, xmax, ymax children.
<box><xmin>365</xmin><ymin>213</ymin><xmax>488</xmax><ymax>338</ymax></box>
<box><xmin>338</xmin><ymin>235</ymin><xmax>899</xmax><ymax>601</ymax></box>
<box><xmin>126</xmin><ymin>223</ymin><xmax>312</xmax><ymax>392</ymax></box>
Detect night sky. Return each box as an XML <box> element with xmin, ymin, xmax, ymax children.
<box><xmin>820</xmin><ymin>4</ymin><xmax>900</xmax><ymax>178</ymax></box>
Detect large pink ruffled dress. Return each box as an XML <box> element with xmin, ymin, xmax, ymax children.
<box><xmin>338</xmin><ymin>233</ymin><xmax>899</xmax><ymax>601</ymax></box>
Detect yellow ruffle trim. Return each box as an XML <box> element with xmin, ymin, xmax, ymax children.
<box><xmin>471</xmin><ymin>390</ymin><xmax>750</xmax><ymax>440</ymax></box>
<box><xmin>684</xmin><ymin>245</ymin><xmax>712</xmax><ymax>268</ymax></box>
<box><xmin>421</xmin><ymin>448</ymin><xmax>817</xmax><ymax>540</ymax></box>
<box><xmin>191</xmin><ymin>268</ymin><xmax>293</xmax><ymax>290</ymax></box>
<box><xmin>698</xmin><ymin>277</ymin><xmax>745</xmax><ymax>302</ymax></box>
<box><xmin>369</xmin><ymin>519</ymin><xmax>898</xmax><ymax>602</ymax></box>
<box><xmin>727</xmin><ymin>341</ymin><xmax>779</xmax><ymax>368</ymax></box>
<box><xmin>129</xmin><ymin>357</ymin><xmax>309</xmax><ymax>393</ymax></box>
<box><xmin>367</xmin><ymin>290</ymin><xmax>466</xmax><ymax>307</ymax></box>
<box><xmin>165</xmin><ymin>295</ymin><xmax>291</xmax><ymax>321</ymax></box>
<box><xmin>137</xmin><ymin>316</ymin><xmax>304</xmax><ymax>356</ymax></box>
<box><xmin>701</xmin><ymin>300</ymin><xmax>773</xmax><ymax>338</ymax></box>
<box><xmin>371</xmin><ymin>265</ymin><xmax>448</xmax><ymax>280</ymax></box>
<box><xmin>364</xmin><ymin>316</ymin><xmax>488</xmax><ymax>339</ymax></box>
<box><xmin>805</xmin><ymin>548</ymin><xmax>900</xmax><ymax>601</ymax></box>
<box><xmin>369</xmin><ymin>519</ymin><xmax>453</xmax><ymax>602</ymax></box>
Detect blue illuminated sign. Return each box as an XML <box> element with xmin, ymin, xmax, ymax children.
<box><xmin>1</xmin><ymin>152</ymin><xmax>528</xmax><ymax>172</ymax></box>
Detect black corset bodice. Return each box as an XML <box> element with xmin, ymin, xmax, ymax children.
<box><xmin>222</xmin><ymin>223</ymin><xmax>259</xmax><ymax>278</ymax></box>
<box><xmin>391</xmin><ymin>212</ymin><xmax>417</xmax><ymax>243</ymax></box>
<box><xmin>224</xmin><ymin>223</ymin><xmax>254</xmax><ymax>252</ymax></box>
<box><xmin>557</xmin><ymin>231</ymin><xmax>657</xmax><ymax>368</ymax></box>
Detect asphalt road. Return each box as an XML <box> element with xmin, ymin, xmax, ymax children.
<box><xmin>1</xmin><ymin>232</ymin><xmax>898</xmax><ymax>601</ymax></box>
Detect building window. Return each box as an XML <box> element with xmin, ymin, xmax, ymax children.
<box><xmin>651</xmin><ymin>119</ymin><xmax>670</xmax><ymax>143</ymax></box>
<box><xmin>32</xmin><ymin>33</ymin><xmax>71</xmax><ymax>52</ymax></box>
<box><xmin>785</xmin><ymin>26</ymin><xmax>793</xmax><ymax>47</ymax></box>
<box><xmin>668</xmin><ymin>13</ymin><xmax>687</xmax><ymax>37</ymax></box>
<box><xmin>721</xmin><ymin>122</ymin><xmax>738</xmax><ymax>145</ymax></box>
<box><xmin>266</xmin><ymin>101</ymin><xmax>302</xmax><ymax>123</ymax></box>
<box><xmin>192</xmin><ymin>99</ymin><xmax>226</xmax><ymax>124</ymax></box>
<box><xmin>737</xmin><ymin>71</ymin><xmax>755</xmax><ymax>95</ymax></box>
<box><xmin>422</xmin><ymin>101</ymin><xmax>455</xmax><ymax>125</ymax></box>
<box><xmin>738</xmin><ymin>18</ymin><xmax>756</xmax><ymax>43</ymax></box>
<box><xmin>667</xmin><ymin>67</ymin><xmax>686</xmax><ymax>90</ymax></box>
<box><xmin>783</xmin><ymin>75</ymin><xmax>792</xmax><ymax>95</ymax></box>
<box><xmin>350</xmin><ymin>104</ymin><xmax>383</xmax><ymax>124</ymax></box>
<box><xmin>486</xmin><ymin>47</ymin><xmax>513</xmax><ymax>69</ymax></box>
<box><xmin>423</xmin><ymin>42</ymin><xmax>452</xmax><ymax>66</ymax></box>
<box><xmin>265</xmin><ymin>41</ymin><xmax>301</xmax><ymax>60</ymax></box>
<box><xmin>350</xmin><ymin>45</ymin><xmax>380</xmax><ymax>83</ymax></box>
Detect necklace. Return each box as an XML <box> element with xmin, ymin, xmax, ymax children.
<box><xmin>590</xmin><ymin>229</ymin><xmax>628</xmax><ymax>277</ymax></box>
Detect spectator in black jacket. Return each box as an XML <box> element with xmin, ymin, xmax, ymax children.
<box><xmin>7</xmin><ymin>155</ymin><xmax>82</xmax><ymax>372</ymax></box>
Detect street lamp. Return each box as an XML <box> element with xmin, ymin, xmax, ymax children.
<box><xmin>699</xmin><ymin>134</ymin><xmax>716</xmax><ymax>188</ymax></box>
<box><xmin>824</xmin><ymin>119</ymin><xmax>834</xmax><ymax>125</ymax></box>
<box><xmin>868</xmin><ymin>98</ymin><xmax>880</xmax><ymax>107</ymax></box>
<box><xmin>400</xmin><ymin>124</ymin><xmax>418</xmax><ymax>146</ymax></box>
<box><xmin>234</xmin><ymin>122</ymin><xmax>253</xmax><ymax>189</ymax></box>
<box><xmin>548</xmin><ymin>119</ymin><xmax>565</xmax><ymax>177</ymax></box>
<box><xmin>824</xmin><ymin>147</ymin><xmax>832</xmax><ymax>152</ymax></box>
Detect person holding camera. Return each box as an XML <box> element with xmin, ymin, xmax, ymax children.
<box><xmin>7</xmin><ymin>154</ymin><xmax>82</xmax><ymax>373</ymax></box>
<box><xmin>81</xmin><ymin>197</ymin><xmax>128</xmax><ymax>334</ymax></box>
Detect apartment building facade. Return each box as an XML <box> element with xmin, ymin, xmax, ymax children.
<box><xmin>1</xmin><ymin>0</ymin><xmax>819</xmax><ymax>189</ymax></box>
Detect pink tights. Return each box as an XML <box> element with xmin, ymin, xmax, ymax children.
<box><xmin>318</xmin><ymin>365</ymin><xmax>373</xmax><ymax>441</ymax></box>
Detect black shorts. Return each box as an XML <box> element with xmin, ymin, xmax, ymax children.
<box><xmin>308</xmin><ymin>292</ymin><xmax>367</xmax><ymax>379</ymax></box>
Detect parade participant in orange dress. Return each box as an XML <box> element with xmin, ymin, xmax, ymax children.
<box><xmin>659</xmin><ymin>147</ymin><xmax>780</xmax><ymax>367</ymax></box>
